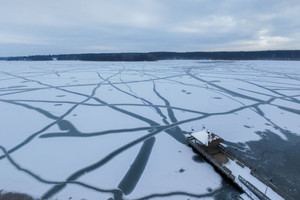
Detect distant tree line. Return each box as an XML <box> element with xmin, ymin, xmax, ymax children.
<box><xmin>2</xmin><ymin>50</ymin><xmax>300</xmax><ymax>61</ymax></box>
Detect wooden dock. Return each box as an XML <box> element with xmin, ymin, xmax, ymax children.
<box><xmin>187</xmin><ymin>130</ymin><xmax>292</xmax><ymax>200</ymax></box>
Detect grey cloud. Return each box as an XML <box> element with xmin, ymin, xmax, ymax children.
<box><xmin>0</xmin><ymin>0</ymin><xmax>300</xmax><ymax>56</ymax></box>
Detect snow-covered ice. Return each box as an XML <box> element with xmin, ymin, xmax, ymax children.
<box><xmin>0</xmin><ymin>60</ymin><xmax>299</xmax><ymax>200</ymax></box>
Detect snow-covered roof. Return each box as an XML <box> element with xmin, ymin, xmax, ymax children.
<box><xmin>191</xmin><ymin>130</ymin><xmax>223</xmax><ymax>146</ymax></box>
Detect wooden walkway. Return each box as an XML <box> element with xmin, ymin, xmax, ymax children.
<box><xmin>187</xmin><ymin>135</ymin><xmax>292</xmax><ymax>200</ymax></box>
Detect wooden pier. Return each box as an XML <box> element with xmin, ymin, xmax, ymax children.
<box><xmin>187</xmin><ymin>130</ymin><xmax>292</xmax><ymax>200</ymax></box>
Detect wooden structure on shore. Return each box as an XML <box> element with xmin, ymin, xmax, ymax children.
<box><xmin>188</xmin><ymin>130</ymin><xmax>292</xmax><ymax>200</ymax></box>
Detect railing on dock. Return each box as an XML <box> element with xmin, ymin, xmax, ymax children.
<box><xmin>238</xmin><ymin>175</ymin><xmax>271</xmax><ymax>200</ymax></box>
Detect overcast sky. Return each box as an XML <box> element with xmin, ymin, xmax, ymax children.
<box><xmin>1</xmin><ymin>0</ymin><xmax>300</xmax><ymax>56</ymax></box>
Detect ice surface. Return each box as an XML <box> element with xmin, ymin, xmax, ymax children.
<box><xmin>0</xmin><ymin>60</ymin><xmax>299</xmax><ymax>199</ymax></box>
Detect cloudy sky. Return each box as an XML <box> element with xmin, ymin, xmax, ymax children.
<box><xmin>1</xmin><ymin>0</ymin><xmax>300</xmax><ymax>56</ymax></box>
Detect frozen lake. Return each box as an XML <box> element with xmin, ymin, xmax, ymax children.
<box><xmin>0</xmin><ymin>60</ymin><xmax>299</xmax><ymax>200</ymax></box>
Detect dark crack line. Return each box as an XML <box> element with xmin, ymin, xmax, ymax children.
<box><xmin>0</xmin><ymin>99</ymin><xmax>208</xmax><ymax>115</ymax></box>
<box><xmin>186</xmin><ymin>69</ymin><xmax>264</xmax><ymax>103</ymax></box>
<box><xmin>0</xmin><ymin>70</ymin><xmax>122</xmax><ymax>160</ymax></box>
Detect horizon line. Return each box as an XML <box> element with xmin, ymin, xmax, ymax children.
<box><xmin>1</xmin><ymin>49</ymin><xmax>300</xmax><ymax>58</ymax></box>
